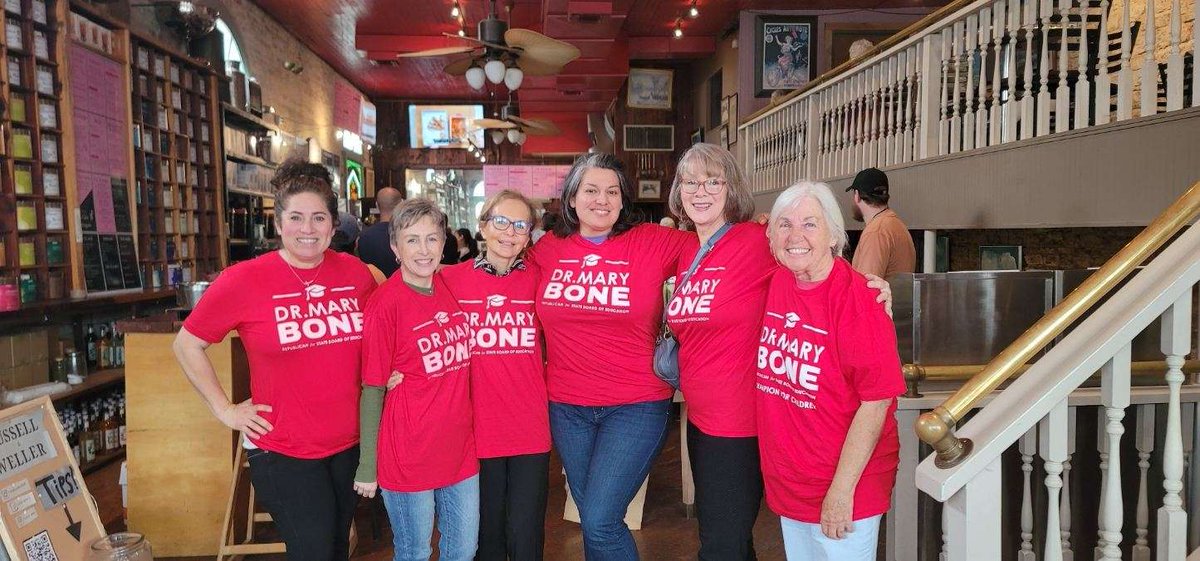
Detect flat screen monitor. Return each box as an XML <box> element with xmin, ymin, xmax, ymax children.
<box><xmin>408</xmin><ymin>104</ymin><xmax>485</xmax><ymax>149</ymax></box>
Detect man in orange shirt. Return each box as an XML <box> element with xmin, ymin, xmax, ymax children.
<box><xmin>846</xmin><ymin>168</ymin><xmax>917</xmax><ymax>278</ymax></box>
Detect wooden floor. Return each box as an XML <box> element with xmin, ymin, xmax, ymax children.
<box><xmin>92</xmin><ymin>411</ymin><xmax>790</xmax><ymax>560</ymax></box>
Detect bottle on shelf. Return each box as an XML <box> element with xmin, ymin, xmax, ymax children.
<box><xmin>97</xmin><ymin>325</ymin><xmax>111</xmax><ymax>370</ymax></box>
<box><xmin>118</xmin><ymin>399</ymin><xmax>127</xmax><ymax>448</ymax></box>
<box><xmin>82</xmin><ymin>410</ymin><xmax>97</xmax><ymax>463</ymax></box>
<box><xmin>102</xmin><ymin>403</ymin><xmax>120</xmax><ymax>452</ymax></box>
<box><xmin>85</xmin><ymin>324</ymin><xmax>97</xmax><ymax>368</ymax></box>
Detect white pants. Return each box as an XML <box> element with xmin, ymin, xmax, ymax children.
<box><xmin>780</xmin><ymin>513</ymin><xmax>882</xmax><ymax>561</ymax></box>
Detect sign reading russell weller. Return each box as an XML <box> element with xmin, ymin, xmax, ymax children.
<box><xmin>0</xmin><ymin>397</ymin><xmax>104</xmax><ymax>560</ymax></box>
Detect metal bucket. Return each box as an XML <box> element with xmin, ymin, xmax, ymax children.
<box><xmin>175</xmin><ymin>282</ymin><xmax>211</xmax><ymax>310</ymax></box>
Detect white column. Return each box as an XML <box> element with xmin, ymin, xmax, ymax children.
<box><xmin>1158</xmin><ymin>295</ymin><xmax>1191</xmax><ymax>561</ymax></box>
<box><xmin>923</xmin><ymin>231</ymin><xmax>937</xmax><ymax>272</ymax></box>
<box><xmin>1042</xmin><ymin>398</ymin><xmax>1070</xmax><ymax>561</ymax></box>
<box><xmin>945</xmin><ymin>456</ymin><xmax>1004</xmax><ymax>561</ymax></box>
<box><xmin>1099</xmin><ymin>344</ymin><xmax>1132</xmax><ymax>561</ymax></box>
<box><xmin>888</xmin><ymin>408</ymin><xmax>921</xmax><ymax>561</ymax></box>
<box><xmin>1139</xmin><ymin>0</ymin><xmax>1158</xmax><ymax>116</ymax></box>
<box><xmin>1019</xmin><ymin>428</ymin><xmax>1037</xmax><ymax>561</ymax></box>
<box><xmin>1134</xmin><ymin>404</ymin><xmax>1155</xmax><ymax>561</ymax></box>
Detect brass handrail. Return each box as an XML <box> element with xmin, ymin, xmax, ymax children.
<box><xmin>915</xmin><ymin>180</ymin><xmax>1200</xmax><ymax>468</ymax></box>
<box><xmin>903</xmin><ymin>360</ymin><xmax>1200</xmax><ymax>397</ymax></box>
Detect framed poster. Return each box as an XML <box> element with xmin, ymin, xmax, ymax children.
<box><xmin>627</xmin><ymin>68</ymin><xmax>673</xmax><ymax>110</ymax></box>
<box><xmin>755</xmin><ymin>15</ymin><xmax>818</xmax><ymax>97</ymax></box>
<box><xmin>980</xmin><ymin>245</ymin><xmax>1022</xmax><ymax>271</ymax></box>
<box><xmin>690</xmin><ymin>128</ymin><xmax>704</xmax><ymax>145</ymax></box>
<box><xmin>719</xmin><ymin>96</ymin><xmax>730</xmax><ymax>125</ymax></box>
<box><xmin>637</xmin><ymin>179</ymin><xmax>661</xmax><ymax>200</ymax></box>
<box><xmin>718</xmin><ymin>126</ymin><xmax>729</xmax><ymax>149</ymax></box>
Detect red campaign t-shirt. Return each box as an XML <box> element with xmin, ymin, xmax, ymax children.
<box><xmin>530</xmin><ymin>224</ymin><xmax>696</xmax><ymax>406</ymax></box>
<box><xmin>361</xmin><ymin>275</ymin><xmax>478</xmax><ymax>492</ymax></box>
<box><xmin>182</xmin><ymin>250</ymin><xmax>376</xmax><ymax>459</ymax></box>
<box><xmin>667</xmin><ymin>222</ymin><xmax>777</xmax><ymax>437</ymax></box>
<box><xmin>755</xmin><ymin>258</ymin><xmax>907</xmax><ymax>523</ymax></box>
<box><xmin>440</xmin><ymin>261</ymin><xmax>550</xmax><ymax>459</ymax></box>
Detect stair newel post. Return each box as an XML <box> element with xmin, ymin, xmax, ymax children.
<box><xmin>1041</xmin><ymin>398</ymin><xmax>1070</xmax><ymax>561</ymax></box>
<box><xmin>1018</xmin><ymin>428</ymin><xmax>1037</xmax><ymax>561</ymax></box>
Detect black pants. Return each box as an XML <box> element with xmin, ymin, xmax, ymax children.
<box><xmin>688</xmin><ymin>422</ymin><xmax>763</xmax><ymax>561</ymax></box>
<box><xmin>247</xmin><ymin>445</ymin><xmax>359</xmax><ymax>561</ymax></box>
<box><xmin>476</xmin><ymin>452</ymin><xmax>551</xmax><ymax>561</ymax></box>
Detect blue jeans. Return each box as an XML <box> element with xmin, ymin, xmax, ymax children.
<box><xmin>549</xmin><ymin>399</ymin><xmax>671</xmax><ymax>561</ymax></box>
<box><xmin>381</xmin><ymin>474</ymin><xmax>480</xmax><ymax>561</ymax></box>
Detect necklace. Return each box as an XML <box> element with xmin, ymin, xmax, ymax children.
<box><xmin>283</xmin><ymin>252</ymin><xmax>325</xmax><ymax>288</ymax></box>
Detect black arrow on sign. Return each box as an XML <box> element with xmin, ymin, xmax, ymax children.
<box><xmin>64</xmin><ymin>505</ymin><xmax>82</xmax><ymax>542</ymax></box>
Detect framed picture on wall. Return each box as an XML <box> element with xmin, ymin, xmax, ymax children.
<box><xmin>637</xmin><ymin>179</ymin><xmax>662</xmax><ymax>200</ymax></box>
<box><xmin>720</xmin><ymin>97</ymin><xmax>730</xmax><ymax>125</ymax></box>
<box><xmin>627</xmin><ymin>68</ymin><xmax>673</xmax><ymax>109</ymax></box>
<box><xmin>718</xmin><ymin>126</ymin><xmax>729</xmax><ymax>149</ymax></box>
<box><xmin>690</xmin><ymin>128</ymin><xmax>704</xmax><ymax>145</ymax></box>
<box><xmin>727</xmin><ymin>94</ymin><xmax>738</xmax><ymax>140</ymax></box>
<box><xmin>754</xmin><ymin>15</ymin><xmax>818</xmax><ymax>97</ymax></box>
<box><xmin>980</xmin><ymin>245</ymin><xmax>1022</xmax><ymax>271</ymax></box>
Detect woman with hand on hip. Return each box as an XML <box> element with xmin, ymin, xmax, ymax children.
<box><xmin>758</xmin><ymin>181</ymin><xmax>906</xmax><ymax>560</ymax></box>
<box><xmin>173</xmin><ymin>159</ymin><xmax>375</xmax><ymax>561</ymax></box>
<box><xmin>354</xmin><ymin>199</ymin><xmax>478</xmax><ymax>561</ymax></box>
<box><xmin>531</xmin><ymin>153</ymin><xmax>695</xmax><ymax>560</ymax></box>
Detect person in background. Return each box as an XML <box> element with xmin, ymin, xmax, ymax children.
<box><xmin>845</xmin><ymin>168</ymin><xmax>916</xmax><ymax>278</ymax></box>
<box><xmin>658</xmin><ymin>216</ymin><xmax>677</xmax><ymax>229</ymax></box>
<box><xmin>442</xmin><ymin>227</ymin><xmax>461</xmax><ymax>266</ymax></box>
<box><xmin>173</xmin><ymin>159</ymin><xmax>375</xmax><ymax>561</ymax></box>
<box><xmin>354</xmin><ymin>199</ymin><xmax>478</xmax><ymax>561</ymax></box>
<box><xmin>666</xmin><ymin>144</ymin><xmax>891</xmax><ymax>561</ymax></box>
<box><xmin>442</xmin><ymin>190</ymin><xmax>550</xmax><ymax>560</ymax></box>
<box><xmin>759</xmin><ymin>181</ymin><xmax>905</xmax><ymax>561</ymax></box>
<box><xmin>530</xmin><ymin>152</ymin><xmax>696</xmax><ymax>560</ymax></box>
<box><xmin>358</xmin><ymin>186</ymin><xmax>404</xmax><ymax>278</ymax></box>
<box><xmin>332</xmin><ymin>211</ymin><xmax>361</xmax><ymax>253</ymax></box>
<box><xmin>531</xmin><ymin>212</ymin><xmax>555</xmax><ymax>244</ymax></box>
<box><xmin>455</xmin><ymin>228</ymin><xmax>480</xmax><ymax>262</ymax></box>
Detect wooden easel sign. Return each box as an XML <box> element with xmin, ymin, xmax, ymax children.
<box><xmin>0</xmin><ymin>397</ymin><xmax>104</xmax><ymax>560</ymax></box>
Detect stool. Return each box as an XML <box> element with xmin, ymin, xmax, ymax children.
<box><xmin>216</xmin><ymin>446</ymin><xmax>358</xmax><ymax>560</ymax></box>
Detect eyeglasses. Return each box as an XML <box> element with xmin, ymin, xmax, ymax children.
<box><xmin>485</xmin><ymin>215</ymin><xmax>532</xmax><ymax>235</ymax></box>
<box><xmin>680</xmin><ymin>178</ymin><xmax>728</xmax><ymax>195</ymax></box>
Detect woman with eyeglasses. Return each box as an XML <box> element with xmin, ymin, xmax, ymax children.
<box><xmin>528</xmin><ymin>153</ymin><xmax>697</xmax><ymax>560</ymax></box>
<box><xmin>439</xmin><ymin>190</ymin><xmax>551</xmax><ymax>561</ymax></box>
<box><xmin>665</xmin><ymin>144</ymin><xmax>891</xmax><ymax>561</ymax></box>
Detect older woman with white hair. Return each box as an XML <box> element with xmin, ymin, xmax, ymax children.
<box><xmin>756</xmin><ymin>181</ymin><xmax>906</xmax><ymax>560</ymax></box>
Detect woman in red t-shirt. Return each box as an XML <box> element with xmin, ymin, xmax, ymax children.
<box><xmin>757</xmin><ymin>181</ymin><xmax>907</xmax><ymax>560</ymax></box>
<box><xmin>353</xmin><ymin>199</ymin><xmax>478</xmax><ymax>561</ymax></box>
<box><xmin>530</xmin><ymin>153</ymin><xmax>694</xmax><ymax>559</ymax></box>
<box><xmin>440</xmin><ymin>190</ymin><xmax>550</xmax><ymax>561</ymax></box>
<box><xmin>174</xmin><ymin>160</ymin><xmax>375</xmax><ymax>561</ymax></box>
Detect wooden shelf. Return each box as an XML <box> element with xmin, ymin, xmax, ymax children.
<box><xmin>51</xmin><ymin>368</ymin><xmax>123</xmax><ymax>405</ymax></box>
<box><xmin>81</xmin><ymin>448</ymin><xmax>125</xmax><ymax>476</ymax></box>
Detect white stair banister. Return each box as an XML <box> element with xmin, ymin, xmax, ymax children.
<box><xmin>1164</xmin><ymin>0</ymin><xmax>1182</xmax><ymax>110</ymax></box>
<box><xmin>1054</xmin><ymin>0</ymin><xmax>1071</xmax><ymax>131</ymax></box>
<box><xmin>1073</xmin><ymin>0</ymin><xmax>1092</xmax><ymax>130</ymax></box>
<box><xmin>989</xmin><ymin>0</ymin><xmax>1004</xmax><ymax>146</ymax></box>
<box><xmin>1140</xmin><ymin>0</ymin><xmax>1158</xmax><ymax>117</ymax></box>
<box><xmin>1099</xmin><ymin>344</ymin><xmax>1131</xmax><ymax>561</ymax></box>
<box><xmin>1095</xmin><ymin>407</ymin><xmax>1111</xmax><ymax>561</ymax></box>
<box><xmin>1095</xmin><ymin>0</ymin><xmax>1112</xmax><ymax>125</ymax></box>
<box><xmin>1021</xmin><ymin>0</ymin><xmax>1037</xmax><ymax>139</ymax></box>
<box><xmin>945</xmin><ymin>457</ymin><xmax>1003</xmax><ymax>561</ymax></box>
<box><xmin>888</xmin><ymin>408</ymin><xmax>922</xmax><ymax>561</ymax></box>
<box><xmin>1003</xmin><ymin>0</ymin><xmax>1021</xmax><ymax>142</ymax></box>
<box><xmin>1061</xmin><ymin>404</ymin><xmax>1077</xmax><ymax>561</ymax></box>
<box><xmin>951</xmin><ymin>20</ymin><xmax>964</xmax><ymax>152</ymax></box>
<box><xmin>1019</xmin><ymin>428</ymin><xmax>1037</xmax><ymax>561</ymax></box>
<box><xmin>1037</xmin><ymin>0</ymin><xmax>1053</xmax><ymax>135</ymax></box>
<box><xmin>1188</xmin><ymin>401</ymin><xmax>1200</xmax><ymax>550</ymax></box>
<box><xmin>1158</xmin><ymin>294</ymin><xmax>1191</xmax><ymax>561</ymax></box>
<box><xmin>1042</xmin><ymin>398</ymin><xmax>1070</xmax><ymax>561</ymax></box>
<box><xmin>1193</xmin><ymin>0</ymin><xmax>1199</xmax><ymax>108</ymax></box>
<box><xmin>965</xmin><ymin>13</ymin><xmax>979</xmax><ymax>150</ymax></box>
<box><xmin>1118</xmin><ymin>0</ymin><xmax>1133</xmax><ymax>119</ymax></box>
<box><xmin>1134</xmin><ymin>404</ymin><xmax>1155</xmax><ymax>561</ymax></box>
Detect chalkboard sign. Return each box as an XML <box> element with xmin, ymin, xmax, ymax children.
<box><xmin>98</xmin><ymin>236</ymin><xmax>124</xmax><ymax>290</ymax></box>
<box><xmin>117</xmin><ymin>235</ymin><xmax>140</xmax><ymax>287</ymax></box>
<box><xmin>0</xmin><ymin>397</ymin><xmax>105</xmax><ymax>560</ymax></box>
<box><xmin>81</xmin><ymin>235</ymin><xmax>105</xmax><ymax>293</ymax></box>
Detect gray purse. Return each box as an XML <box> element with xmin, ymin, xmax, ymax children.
<box><xmin>653</xmin><ymin>223</ymin><xmax>732</xmax><ymax>389</ymax></box>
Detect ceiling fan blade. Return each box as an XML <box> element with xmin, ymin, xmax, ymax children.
<box><xmin>473</xmin><ymin>118</ymin><xmax>518</xmax><ymax>130</ymax></box>
<box><xmin>443</xmin><ymin>57</ymin><xmax>475</xmax><ymax>75</ymax></box>
<box><xmin>514</xmin><ymin>57</ymin><xmax>566</xmax><ymax>77</ymax></box>
<box><xmin>505</xmin><ymin>28</ymin><xmax>580</xmax><ymax>68</ymax></box>
<box><xmin>441</xmin><ymin>32</ymin><xmax>518</xmax><ymax>53</ymax></box>
<box><xmin>510</xmin><ymin>116</ymin><xmax>560</xmax><ymax>135</ymax></box>
<box><xmin>395</xmin><ymin>45</ymin><xmax>477</xmax><ymax>58</ymax></box>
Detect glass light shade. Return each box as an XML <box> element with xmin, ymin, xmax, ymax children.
<box><xmin>490</xmin><ymin>130</ymin><xmax>505</xmax><ymax>144</ymax></box>
<box><xmin>465</xmin><ymin>67</ymin><xmax>486</xmax><ymax>90</ymax></box>
<box><xmin>517</xmin><ymin>131</ymin><xmax>527</xmax><ymax>145</ymax></box>
<box><xmin>484</xmin><ymin>59</ymin><xmax>507</xmax><ymax>84</ymax></box>
<box><xmin>504</xmin><ymin>67</ymin><xmax>524</xmax><ymax>90</ymax></box>
<box><xmin>507</xmin><ymin>129</ymin><xmax>520</xmax><ymax>143</ymax></box>
<box><xmin>689</xmin><ymin>6</ymin><xmax>699</xmax><ymax>17</ymax></box>
<box><xmin>481</xmin><ymin>156</ymin><xmax>487</xmax><ymax>163</ymax></box>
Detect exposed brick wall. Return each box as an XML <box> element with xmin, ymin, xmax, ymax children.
<box><xmin>943</xmin><ymin>227</ymin><xmax>1142</xmax><ymax>270</ymax></box>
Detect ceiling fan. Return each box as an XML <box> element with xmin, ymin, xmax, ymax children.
<box><xmin>470</xmin><ymin>101</ymin><xmax>561</xmax><ymax>145</ymax></box>
<box><xmin>396</xmin><ymin>0</ymin><xmax>580</xmax><ymax>91</ymax></box>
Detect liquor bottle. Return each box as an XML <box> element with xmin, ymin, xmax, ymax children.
<box><xmin>112</xmin><ymin>323</ymin><xmax>125</xmax><ymax>366</ymax></box>
<box><xmin>118</xmin><ymin>401</ymin><xmax>127</xmax><ymax>448</ymax></box>
<box><xmin>82</xmin><ymin>411</ymin><xmax>97</xmax><ymax>463</ymax></box>
<box><xmin>85</xmin><ymin>325</ymin><xmax>97</xmax><ymax>368</ymax></box>
<box><xmin>102</xmin><ymin>404</ymin><xmax>119</xmax><ymax>452</ymax></box>
<box><xmin>66</xmin><ymin>409</ymin><xmax>81</xmax><ymax>464</ymax></box>
<box><xmin>96</xmin><ymin>326</ymin><xmax>110</xmax><ymax>369</ymax></box>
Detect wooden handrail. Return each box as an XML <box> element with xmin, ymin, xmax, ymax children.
<box><xmin>914</xmin><ymin>180</ymin><xmax>1200</xmax><ymax>468</ymax></box>
<box><xmin>903</xmin><ymin>360</ymin><xmax>1200</xmax><ymax>396</ymax></box>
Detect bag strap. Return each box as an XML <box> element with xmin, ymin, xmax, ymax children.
<box><xmin>661</xmin><ymin>222</ymin><xmax>734</xmax><ymax>326</ymax></box>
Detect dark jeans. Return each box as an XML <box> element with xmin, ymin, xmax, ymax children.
<box><xmin>477</xmin><ymin>452</ymin><xmax>551</xmax><ymax>561</ymax></box>
<box><xmin>550</xmin><ymin>399</ymin><xmax>672</xmax><ymax>561</ymax></box>
<box><xmin>688</xmin><ymin>422</ymin><xmax>763</xmax><ymax>561</ymax></box>
<box><xmin>247</xmin><ymin>445</ymin><xmax>359</xmax><ymax>561</ymax></box>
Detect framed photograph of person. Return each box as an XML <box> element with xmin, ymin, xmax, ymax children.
<box><xmin>690</xmin><ymin>128</ymin><xmax>704</xmax><ymax>145</ymax></box>
<box><xmin>979</xmin><ymin>245</ymin><xmax>1023</xmax><ymax>271</ymax></box>
<box><xmin>719</xmin><ymin>96</ymin><xmax>730</xmax><ymax>125</ymax></box>
<box><xmin>754</xmin><ymin>15</ymin><xmax>818</xmax><ymax>98</ymax></box>
<box><xmin>627</xmin><ymin>68</ymin><xmax>674</xmax><ymax>110</ymax></box>
<box><xmin>718</xmin><ymin>126</ymin><xmax>729</xmax><ymax>149</ymax></box>
<box><xmin>637</xmin><ymin>179</ymin><xmax>662</xmax><ymax>200</ymax></box>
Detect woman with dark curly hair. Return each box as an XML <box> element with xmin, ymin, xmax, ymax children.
<box><xmin>173</xmin><ymin>158</ymin><xmax>376</xmax><ymax>561</ymax></box>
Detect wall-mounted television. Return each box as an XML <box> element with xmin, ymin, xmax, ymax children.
<box><xmin>408</xmin><ymin>104</ymin><xmax>485</xmax><ymax>149</ymax></box>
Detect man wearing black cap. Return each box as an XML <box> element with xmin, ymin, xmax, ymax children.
<box><xmin>846</xmin><ymin>167</ymin><xmax>916</xmax><ymax>278</ymax></box>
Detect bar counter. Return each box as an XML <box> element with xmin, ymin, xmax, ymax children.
<box><xmin>117</xmin><ymin>313</ymin><xmax>248</xmax><ymax>557</ymax></box>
